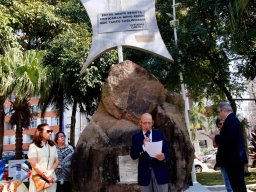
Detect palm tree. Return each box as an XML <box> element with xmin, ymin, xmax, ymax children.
<box><xmin>0</xmin><ymin>48</ymin><xmax>21</xmax><ymax>159</ymax></box>
<box><xmin>225</xmin><ymin>0</ymin><xmax>256</xmax><ymax>81</ymax></box>
<box><xmin>39</xmin><ymin>66</ymin><xmax>66</xmax><ymax>132</ymax></box>
<box><xmin>1</xmin><ymin>48</ymin><xmax>46</xmax><ymax>159</ymax></box>
<box><xmin>201</xmin><ymin>116</ymin><xmax>216</xmax><ymax>133</ymax></box>
<box><xmin>9</xmin><ymin>98</ymin><xmax>32</xmax><ymax>159</ymax></box>
<box><xmin>0</xmin><ymin>97</ymin><xmax>5</xmax><ymax>159</ymax></box>
<box><xmin>39</xmin><ymin>26</ymin><xmax>110</xmax><ymax>145</ymax></box>
<box><xmin>189</xmin><ymin>105</ymin><xmax>207</xmax><ymax>141</ymax></box>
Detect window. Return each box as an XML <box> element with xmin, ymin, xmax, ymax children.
<box><xmin>23</xmin><ymin>134</ymin><xmax>33</xmax><ymax>143</ymax></box>
<box><xmin>41</xmin><ymin>118</ymin><xmax>47</xmax><ymax>124</ymax></box>
<box><xmin>3</xmin><ymin>136</ymin><xmax>11</xmax><ymax>145</ymax></box>
<box><xmin>30</xmin><ymin>105</ymin><xmax>41</xmax><ymax>114</ymax></box>
<box><xmin>51</xmin><ymin>117</ymin><xmax>59</xmax><ymax>126</ymax></box>
<box><xmin>4</xmin><ymin>123</ymin><xmax>12</xmax><ymax>130</ymax></box>
<box><xmin>29</xmin><ymin>119</ymin><xmax>37</xmax><ymax>128</ymax></box>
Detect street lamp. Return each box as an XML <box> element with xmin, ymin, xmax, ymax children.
<box><xmin>170</xmin><ymin>0</ymin><xmax>197</xmax><ymax>183</ymax></box>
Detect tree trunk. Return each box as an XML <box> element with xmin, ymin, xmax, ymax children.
<box><xmin>15</xmin><ymin>121</ymin><xmax>23</xmax><ymax>159</ymax></box>
<box><xmin>59</xmin><ymin>92</ymin><xmax>64</xmax><ymax>132</ymax></box>
<box><xmin>70</xmin><ymin>100</ymin><xmax>77</xmax><ymax>146</ymax></box>
<box><xmin>242</xmin><ymin>119</ymin><xmax>249</xmax><ymax>175</ymax></box>
<box><xmin>0</xmin><ymin>96</ymin><xmax>6</xmax><ymax>159</ymax></box>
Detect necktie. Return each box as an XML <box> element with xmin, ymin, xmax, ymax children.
<box><xmin>145</xmin><ymin>131</ymin><xmax>150</xmax><ymax>138</ymax></box>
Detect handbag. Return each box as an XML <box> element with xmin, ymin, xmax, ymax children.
<box><xmin>32</xmin><ymin>174</ymin><xmax>51</xmax><ymax>192</ymax></box>
<box><xmin>32</xmin><ymin>145</ymin><xmax>52</xmax><ymax>192</ymax></box>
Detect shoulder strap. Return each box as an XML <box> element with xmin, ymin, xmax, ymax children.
<box><xmin>46</xmin><ymin>144</ymin><xmax>50</xmax><ymax>170</ymax></box>
<box><xmin>33</xmin><ymin>146</ymin><xmax>39</xmax><ymax>176</ymax></box>
<box><xmin>36</xmin><ymin>146</ymin><xmax>38</xmax><ymax>163</ymax></box>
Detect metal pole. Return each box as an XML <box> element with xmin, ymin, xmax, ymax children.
<box><xmin>172</xmin><ymin>0</ymin><xmax>197</xmax><ymax>183</ymax></box>
<box><xmin>118</xmin><ymin>45</ymin><xmax>124</xmax><ymax>63</ymax></box>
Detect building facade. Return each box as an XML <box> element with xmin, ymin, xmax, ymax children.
<box><xmin>3</xmin><ymin>97</ymin><xmax>88</xmax><ymax>154</ymax></box>
<box><xmin>240</xmin><ymin>78</ymin><xmax>256</xmax><ymax>135</ymax></box>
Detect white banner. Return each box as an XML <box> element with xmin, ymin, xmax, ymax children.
<box><xmin>98</xmin><ymin>10</ymin><xmax>147</xmax><ymax>33</ymax></box>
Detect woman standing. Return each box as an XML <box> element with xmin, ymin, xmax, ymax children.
<box><xmin>28</xmin><ymin>123</ymin><xmax>59</xmax><ymax>192</ymax></box>
<box><xmin>54</xmin><ymin>132</ymin><xmax>74</xmax><ymax>192</ymax></box>
<box><xmin>215</xmin><ymin>118</ymin><xmax>233</xmax><ymax>192</ymax></box>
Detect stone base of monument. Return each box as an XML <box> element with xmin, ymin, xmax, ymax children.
<box><xmin>72</xmin><ymin>61</ymin><xmax>194</xmax><ymax>192</ymax></box>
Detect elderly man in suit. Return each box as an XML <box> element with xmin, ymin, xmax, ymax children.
<box><xmin>130</xmin><ymin>113</ymin><xmax>169</xmax><ymax>192</ymax></box>
<box><xmin>210</xmin><ymin>102</ymin><xmax>248</xmax><ymax>192</ymax></box>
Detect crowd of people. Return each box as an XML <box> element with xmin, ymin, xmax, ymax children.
<box><xmin>209</xmin><ymin>102</ymin><xmax>248</xmax><ymax>192</ymax></box>
<box><xmin>27</xmin><ymin>123</ymin><xmax>74</xmax><ymax>192</ymax></box>
<box><xmin>130</xmin><ymin>102</ymin><xmax>248</xmax><ymax>192</ymax></box>
<box><xmin>2</xmin><ymin>101</ymin><xmax>247</xmax><ymax>192</ymax></box>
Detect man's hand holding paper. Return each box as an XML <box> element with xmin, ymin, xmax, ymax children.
<box><xmin>144</xmin><ymin>140</ymin><xmax>163</xmax><ymax>159</ymax></box>
<box><xmin>155</xmin><ymin>153</ymin><xmax>165</xmax><ymax>161</ymax></box>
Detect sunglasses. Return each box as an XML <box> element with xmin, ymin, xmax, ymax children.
<box><xmin>141</xmin><ymin>122</ymin><xmax>153</xmax><ymax>125</ymax></box>
<box><xmin>46</xmin><ymin>130</ymin><xmax>53</xmax><ymax>133</ymax></box>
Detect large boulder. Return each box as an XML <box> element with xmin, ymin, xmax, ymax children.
<box><xmin>72</xmin><ymin>60</ymin><xmax>194</xmax><ymax>192</ymax></box>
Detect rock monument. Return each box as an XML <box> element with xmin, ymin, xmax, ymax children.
<box><xmin>73</xmin><ymin>61</ymin><xmax>194</xmax><ymax>192</ymax></box>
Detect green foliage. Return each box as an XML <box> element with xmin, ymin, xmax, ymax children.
<box><xmin>154</xmin><ymin>0</ymin><xmax>255</xmax><ymax>114</ymax></box>
<box><xmin>189</xmin><ymin>104</ymin><xmax>207</xmax><ymax>140</ymax></box>
<box><xmin>0</xmin><ymin>0</ymin><xmax>97</xmax><ymax>154</ymax></box>
<box><xmin>201</xmin><ymin>116</ymin><xmax>216</xmax><ymax>132</ymax></box>
<box><xmin>227</xmin><ymin>0</ymin><xmax>256</xmax><ymax>80</ymax></box>
<box><xmin>177</xmin><ymin>1</ymin><xmax>239</xmax><ymax>94</ymax></box>
<box><xmin>126</xmin><ymin>0</ymin><xmax>250</xmax><ymax>114</ymax></box>
<box><xmin>55</xmin><ymin>0</ymin><xmax>90</xmax><ymax>25</ymax></box>
<box><xmin>0</xmin><ymin>0</ymin><xmax>69</xmax><ymax>50</ymax></box>
<box><xmin>0</xmin><ymin>0</ymin><xmax>252</xmax><ymax>156</ymax></box>
<box><xmin>0</xmin><ymin>47</ymin><xmax>46</xmax><ymax>159</ymax></box>
<box><xmin>9</xmin><ymin>98</ymin><xmax>32</xmax><ymax>128</ymax></box>
<box><xmin>41</xmin><ymin>24</ymin><xmax>118</xmax><ymax>117</ymax></box>
<box><xmin>0</xmin><ymin>4</ymin><xmax>19</xmax><ymax>53</ymax></box>
<box><xmin>189</xmin><ymin>101</ymin><xmax>219</xmax><ymax>140</ymax></box>
<box><xmin>0</xmin><ymin>48</ymin><xmax>46</xmax><ymax>98</ymax></box>
<box><xmin>9</xmin><ymin>97</ymin><xmax>32</xmax><ymax>159</ymax></box>
<box><xmin>12</xmin><ymin>0</ymin><xmax>68</xmax><ymax>49</ymax></box>
<box><xmin>197</xmin><ymin>170</ymin><xmax>256</xmax><ymax>186</ymax></box>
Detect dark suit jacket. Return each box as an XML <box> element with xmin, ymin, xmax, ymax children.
<box><xmin>215</xmin><ymin>113</ymin><xmax>248</xmax><ymax>167</ymax></box>
<box><xmin>130</xmin><ymin>129</ymin><xmax>169</xmax><ymax>186</ymax></box>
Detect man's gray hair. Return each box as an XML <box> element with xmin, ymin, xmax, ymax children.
<box><xmin>219</xmin><ymin>102</ymin><xmax>233</xmax><ymax>112</ymax></box>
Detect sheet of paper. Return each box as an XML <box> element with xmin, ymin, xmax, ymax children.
<box><xmin>145</xmin><ymin>141</ymin><xmax>162</xmax><ymax>158</ymax></box>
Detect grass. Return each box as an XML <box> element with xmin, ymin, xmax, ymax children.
<box><xmin>197</xmin><ymin>172</ymin><xmax>224</xmax><ymax>186</ymax></box>
<box><xmin>196</xmin><ymin>168</ymin><xmax>256</xmax><ymax>186</ymax></box>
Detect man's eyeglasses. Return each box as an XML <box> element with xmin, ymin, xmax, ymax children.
<box><xmin>46</xmin><ymin>130</ymin><xmax>53</xmax><ymax>133</ymax></box>
<box><xmin>141</xmin><ymin>122</ymin><xmax>152</xmax><ymax>125</ymax></box>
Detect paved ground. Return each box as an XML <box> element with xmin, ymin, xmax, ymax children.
<box><xmin>185</xmin><ymin>182</ymin><xmax>211</xmax><ymax>192</ymax></box>
<box><xmin>186</xmin><ymin>182</ymin><xmax>255</xmax><ymax>192</ymax></box>
<box><xmin>206</xmin><ymin>185</ymin><xmax>232</xmax><ymax>192</ymax></box>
